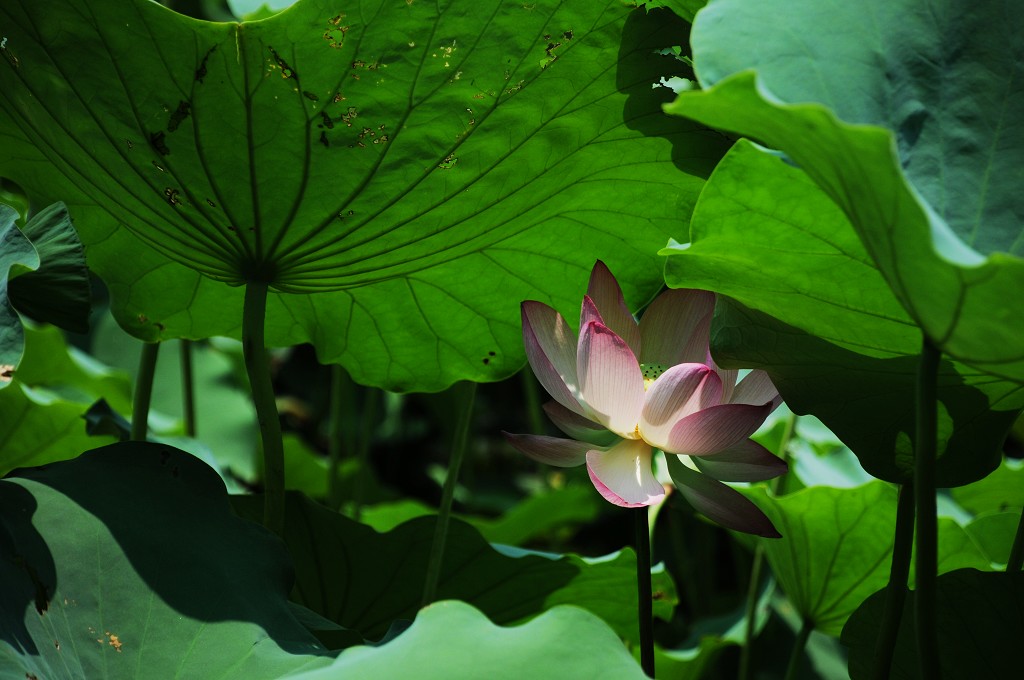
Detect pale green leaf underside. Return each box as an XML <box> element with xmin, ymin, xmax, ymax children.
<box><xmin>0</xmin><ymin>1</ymin><xmax>722</xmax><ymax>390</ymax></box>
<box><xmin>287</xmin><ymin>600</ymin><xmax>647</xmax><ymax>680</ymax></box>
<box><xmin>665</xmin><ymin>0</ymin><xmax>1024</xmax><ymax>384</ymax></box>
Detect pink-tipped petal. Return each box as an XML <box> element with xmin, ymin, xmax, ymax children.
<box><xmin>690</xmin><ymin>439</ymin><xmax>788</xmax><ymax>482</ymax></box>
<box><xmin>638</xmin><ymin>289</ymin><xmax>715</xmax><ymax>367</ymax></box>
<box><xmin>543</xmin><ymin>400</ymin><xmax>617</xmax><ymax>446</ymax></box>
<box><xmin>586</xmin><ymin>261</ymin><xmax>641</xmax><ymax>357</ymax></box>
<box><xmin>577</xmin><ymin>321</ymin><xmax>645</xmax><ymax>438</ymax></box>
<box><xmin>585</xmin><ymin>440</ymin><xmax>664</xmax><ymax>507</ymax></box>
<box><xmin>579</xmin><ymin>295</ymin><xmax>605</xmax><ymax>335</ymax></box>
<box><xmin>707</xmin><ymin>352</ymin><xmax>738</xmax><ymax>405</ymax></box>
<box><xmin>662</xmin><ymin>402</ymin><xmax>774</xmax><ymax>455</ymax></box>
<box><xmin>502</xmin><ymin>432</ymin><xmax>592</xmax><ymax>468</ymax></box>
<box><xmin>730</xmin><ymin>370</ymin><xmax>782</xmax><ymax>411</ymax></box>
<box><xmin>639</xmin><ymin>364</ymin><xmax>722</xmax><ymax>450</ymax></box>
<box><xmin>666</xmin><ymin>454</ymin><xmax>780</xmax><ymax>537</ymax></box>
<box><xmin>522</xmin><ymin>301</ymin><xmax>586</xmax><ymax>417</ymax></box>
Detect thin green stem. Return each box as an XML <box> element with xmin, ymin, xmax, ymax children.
<box><xmin>327</xmin><ymin>364</ymin><xmax>353</xmax><ymax>510</ymax></box>
<box><xmin>783</xmin><ymin>618</ymin><xmax>813</xmax><ymax>680</ymax></box>
<box><xmin>242</xmin><ymin>281</ymin><xmax>285</xmax><ymax>537</ymax></box>
<box><xmin>520</xmin><ymin>368</ymin><xmax>546</xmax><ymax>435</ymax></box>
<box><xmin>914</xmin><ymin>337</ymin><xmax>942</xmax><ymax>679</ymax></box>
<box><xmin>421</xmin><ymin>381</ymin><xmax>477</xmax><ymax>607</ymax></box>
<box><xmin>871</xmin><ymin>482</ymin><xmax>915</xmax><ymax>680</ymax></box>
<box><xmin>131</xmin><ymin>342</ymin><xmax>160</xmax><ymax>441</ymax></box>
<box><xmin>180</xmin><ymin>340</ymin><xmax>196</xmax><ymax>438</ymax></box>
<box><xmin>739</xmin><ymin>411</ymin><xmax>798</xmax><ymax>680</ymax></box>
<box><xmin>1007</xmin><ymin>506</ymin><xmax>1024</xmax><ymax>572</ymax></box>
<box><xmin>635</xmin><ymin>506</ymin><xmax>655</xmax><ymax>678</ymax></box>
<box><xmin>351</xmin><ymin>388</ymin><xmax>378</xmax><ymax>523</ymax></box>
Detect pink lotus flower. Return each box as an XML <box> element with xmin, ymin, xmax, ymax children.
<box><xmin>505</xmin><ymin>262</ymin><xmax>786</xmax><ymax>537</ymax></box>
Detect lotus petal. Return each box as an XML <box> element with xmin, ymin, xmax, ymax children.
<box><xmin>639</xmin><ymin>364</ymin><xmax>722</xmax><ymax>450</ymax></box>
<box><xmin>585</xmin><ymin>261</ymin><xmax>640</xmax><ymax>357</ymax></box>
<box><xmin>585</xmin><ymin>439</ymin><xmax>664</xmax><ymax>507</ymax></box>
<box><xmin>522</xmin><ymin>301</ymin><xmax>585</xmax><ymax>416</ymax></box>
<box><xmin>667</xmin><ymin>454</ymin><xmax>780</xmax><ymax>537</ymax></box>
<box><xmin>638</xmin><ymin>289</ymin><xmax>714</xmax><ymax>367</ymax></box>
<box><xmin>502</xmin><ymin>432</ymin><xmax>591</xmax><ymax>468</ymax></box>
<box><xmin>577</xmin><ymin>321</ymin><xmax>644</xmax><ymax>438</ymax></box>
<box><xmin>662</xmin><ymin>402</ymin><xmax>773</xmax><ymax>455</ymax></box>
<box><xmin>690</xmin><ymin>439</ymin><xmax>788</xmax><ymax>482</ymax></box>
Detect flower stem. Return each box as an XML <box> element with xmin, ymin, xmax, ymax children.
<box><xmin>421</xmin><ymin>381</ymin><xmax>477</xmax><ymax>607</ymax></box>
<box><xmin>783</xmin><ymin>618</ymin><xmax>813</xmax><ymax>680</ymax></box>
<box><xmin>351</xmin><ymin>388</ymin><xmax>378</xmax><ymax>523</ymax></box>
<box><xmin>739</xmin><ymin>411</ymin><xmax>797</xmax><ymax>680</ymax></box>
<box><xmin>520</xmin><ymin>368</ymin><xmax>546</xmax><ymax>436</ymax></box>
<box><xmin>327</xmin><ymin>364</ymin><xmax>353</xmax><ymax>510</ymax></box>
<box><xmin>635</xmin><ymin>506</ymin><xmax>655</xmax><ymax>678</ymax></box>
<box><xmin>871</xmin><ymin>482</ymin><xmax>915</xmax><ymax>680</ymax></box>
<box><xmin>1007</xmin><ymin>507</ymin><xmax>1024</xmax><ymax>572</ymax></box>
<box><xmin>914</xmin><ymin>337</ymin><xmax>941</xmax><ymax>679</ymax></box>
<box><xmin>242</xmin><ymin>281</ymin><xmax>285</xmax><ymax>537</ymax></box>
<box><xmin>180</xmin><ymin>340</ymin><xmax>196</xmax><ymax>438</ymax></box>
<box><xmin>131</xmin><ymin>342</ymin><xmax>160</xmax><ymax>441</ymax></box>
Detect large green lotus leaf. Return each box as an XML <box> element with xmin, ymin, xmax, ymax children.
<box><xmin>230</xmin><ymin>492</ymin><xmax>676</xmax><ymax>644</ymax></box>
<box><xmin>285</xmin><ymin>600</ymin><xmax>647</xmax><ymax>680</ymax></box>
<box><xmin>0</xmin><ymin>1</ymin><xmax>725</xmax><ymax>392</ymax></box>
<box><xmin>663</xmin><ymin>141</ymin><xmax>1023</xmax><ymax>485</ymax></box>
<box><xmin>0</xmin><ymin>443</ymin><xmax>336</xmax><ymax>678</ymax></box>
<box><xmin>664</xmin><ymin>0</ymin><xmax>1024</xmax><ymax>384</ymax></box>
<box><xmin>842</xmin><ymin>569</ymin><xmax>1024</xmax><ymax>679</ymax></box>
<box><xmin>744</xmin><ymin>482</ymin><xmax>994</xmax><ymax>640</ymax></box>
<box><xmin>741</xmin><ymin>483</ymin><xmax>899</xmax><ymax>637</ymax></box>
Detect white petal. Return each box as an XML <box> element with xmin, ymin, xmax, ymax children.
<box><xmin>577</xmin><ymin>321</ymin><xmax>644</xmax><ymax>438</ymax></box>
<box><xmin>585</xmin><ymin>440</ymin><xmax>664</xmax><ymax>507</ymax></box>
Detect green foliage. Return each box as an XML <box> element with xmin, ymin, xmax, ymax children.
<box><xmin>666</xmin><ymin>0</ymin><xmax>1024</xmax><ymax>385</ymax></box>
<box><xmin>0</xmin><ymin>443</ymin><xmax>334</xmax><ymax>678</ymax></box>
<box><xmin>0</xmin><ymin>0</ymin><xmax>725</xmax><ymax>392</ymax></box>
<box><xmin>0</xmin><ymin>203</ymin><xmax>89</xmax><ymax>385</ymax></box>
<box><xmin>0</xmin><ymin>325</ymin><xmax>125</xmax><ymax>475</ymax></box>
<box><xmin>842</xmin><ymin>569</ymin><xmax>1024</xmax><ymax>679</ymax></box>
<box><xmin>230</xmin><ymin>492</ymin><xmax>676</xmax><ymax>644</ymax></box>
<box><xmin>286</xmin><ymin>600</ymin><xmax>649</xmax><ymax>680</ymax></box>
<box><xmin>663</xmin><ymin>141</ymin><xmax>1022</xmax><ymax>485</ymax></box>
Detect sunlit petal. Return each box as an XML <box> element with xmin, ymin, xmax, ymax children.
<box><xmin>502</xmin><ymin>432</ymin><xmax>592</xmax><ymax>467</ymax></box>
<box><xmin>639</xmin><ymin>364</ymin><xmax>722</xmax><ymax>450</ymax></box>
<box><xmin>638</xmin><ymin>289</ymin><xmax>715</xmax><ymax>367</ymax></box>
<box><xmin>578</xmin><ymin>321</ymin><xmax>644</xmax><ymax>437</ymax></box>
<box><xmin>661</xmin><ymin>402</ymin><xmax>773</xmax><ymax>455</ymax></box>
<box><xmin>585</xmin><ymin>440</ymin><xmax>664</xmax><ymax>507</ymax></box>
<box><xmin>690</xmin><ymin>439</ymin><xmax>788</xmax><ymax>482</ymax></box>
<box><xmin>543</xmin><ymin>400</ymin><xmax>618</xmax><ymax>446</ymax></box>
<box><xmin>522</xmin><ymin>301</ymin><xmax>586</xmax><ymax>416</ymax></box>
<box><xmin>666</xmin><ymin>454</ymin><xmax>780</xmax><ymax>537</ymax></box>
<box><xmin>730</xmin><ymin>369</ymin><xmax>781</xmax><ymax>410</ymax></box>
<box><xmin>585</xmin><ymin>261</ymin><xmax>640</xmax><ymax>357</ymax></box>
